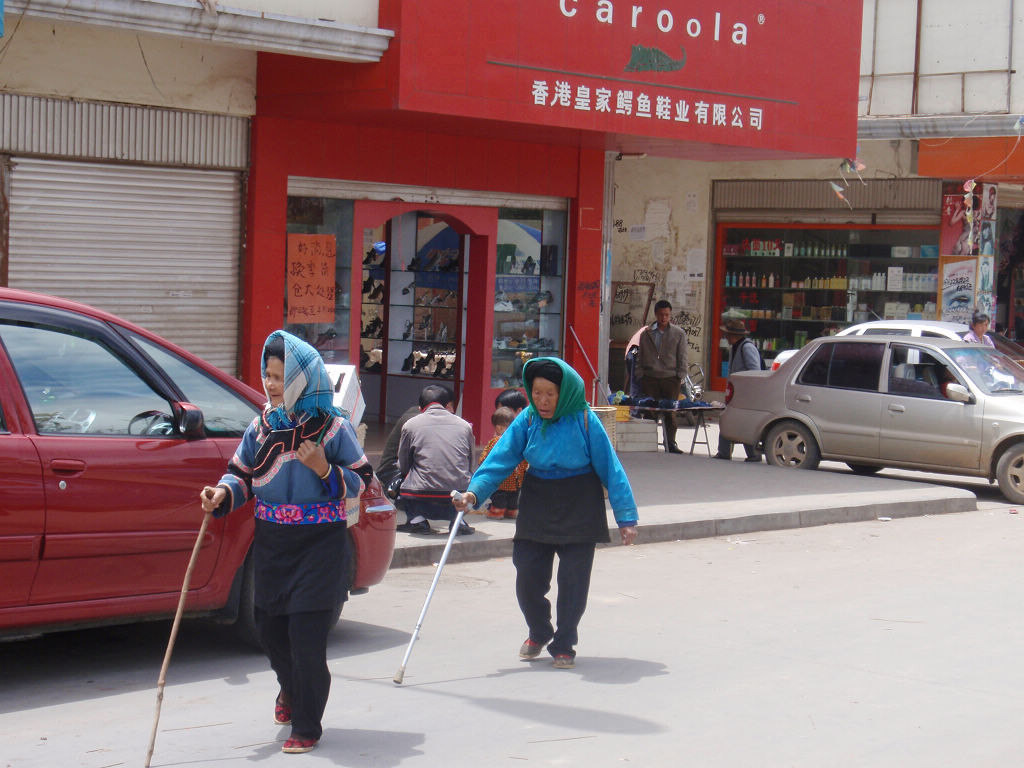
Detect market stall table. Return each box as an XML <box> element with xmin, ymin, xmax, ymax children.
<box><xmin>630</xmin><ymin>404</ymin><xmax>725</xmax><ymax>455</ymax></box>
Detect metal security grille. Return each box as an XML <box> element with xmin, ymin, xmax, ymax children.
<box><xmin>7</xmin><ymin>157</ymin><xmax>242</xmax><ymax>374</ymax></box>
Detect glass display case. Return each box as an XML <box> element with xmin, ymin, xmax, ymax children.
<box><xmin>716</xmin><ymin>224</ymin><xmax>940</xmax><ymax>378</ymax></box>
<box><xmin>284</xmin><ymin>197</ymin><xmax>354</xmax><ymax>362</ymax></box>
<box><xmin>359</xmin><ymin>224</ymin><xmax>387</xmax><ymax>376</ymax></box>
<box><xmin>491</xmin><ymin>209</ymin><xmax>566</xmax><ymax>388</ymax></box>
<box><xmin>387</xmin><ymin>249</ymin><xmax>460</xmax><ymax>380</ymax></box>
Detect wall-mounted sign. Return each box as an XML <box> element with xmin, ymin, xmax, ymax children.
<box><xmin>391</xmin><ymin>0</ymin><xmax>862</xmax><ymax>158</ymax></box>
<box><xmin>286</xmin><ymin>234</ymin><xmax>336</xmax><ymax>324</ymax></box>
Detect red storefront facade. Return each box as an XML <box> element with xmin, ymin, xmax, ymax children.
<box><xmin>242</xmin><ymin>0</ymin><xmax>862</xmax><ymax>440</ymax></box>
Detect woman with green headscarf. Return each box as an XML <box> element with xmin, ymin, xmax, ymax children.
<box><xmin>453</xmin><ymin>357</ymin><xmax>638</xmax><ymax>669</ymax></box>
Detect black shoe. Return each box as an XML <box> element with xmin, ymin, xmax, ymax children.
<box><xmin>397</xmin><ymin>519</ymin><xmax>434</xmax><ymax>534</ymax></box>
<box><xmin>449</xmin><ymin>521</ymin><xmax>475</xmax><ymax>536</ymax></box>
<box><xmin>667</xmin><ymin>444</ymin><xmax>683</xmax><ymax>454</ymax></box>
<box><xmin>713</xmin><ymin>453</ymin><xmax>731</xmax><ymax>460</ymax></box>
<box><xmin>744</xmin><ymin>455</ymin><xmax>763</xmax><ymax>463</ymax></box>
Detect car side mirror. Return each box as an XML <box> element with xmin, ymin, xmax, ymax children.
<box><xmin>945</xmin><ymin>383</ymin><xmax>973</xmax><ymax>404</ymax></box>
<box><xmin>173</xmin><ymin>402</ymin><xmax>206</xmax><ymax>439</ymax></box>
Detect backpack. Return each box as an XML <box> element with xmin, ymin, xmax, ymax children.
<box><xmin>742</xmin><ymin>338</ymin><xmax>768</xmax><ymax>371</ymax></box>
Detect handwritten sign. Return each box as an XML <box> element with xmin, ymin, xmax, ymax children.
<box><xmin>286</xmin><ymin>234</ymin><xmax>337</xmax><ymax>323</ymax></box>
<box><xmin>610</xmin><ymin>281</ymin><xmax>655</xmax><ymax>342</ymax></box>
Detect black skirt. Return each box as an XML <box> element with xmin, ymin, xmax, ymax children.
<box><xmin>515</xmin><ymin>471</ymin><xmax>610</xmax><ymax>545</ymax></box>
<box><xmin>252</xmin><ymin>519</ymin><xmax>350</xmax><ymax>615</ymax></box>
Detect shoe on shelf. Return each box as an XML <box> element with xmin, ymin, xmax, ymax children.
<box><xmin>450</xmin><ymin>521</ymin><xmax>475</xmax><ymax>536</ymax></box>
<box><xmin>396</xmin><ymin>519</ymin><xmax>434</xmax><ymax>535</ymax></box>
<box><xmin>667</xmin><ymin>444</ymin><xmax>684</xmax><ymax>454</ymax></box>
<box><xmin>274</xmin><ymin>695</ymin><xmax>291</xmax><ymax>726</ymax></box>
<box><xmin>282</xmin><ymin>736</ymin><xmax>318</xmax><ymax>754</ymax></box>
<box><xmin>552</xmin><ymin>654</ymin><xmax>576</xmax><ymax>669</ymax></box>
<box><xmin>519</xmin><ymin>638</ymin><xmax>546</xmax><ymax>659</ymax></box>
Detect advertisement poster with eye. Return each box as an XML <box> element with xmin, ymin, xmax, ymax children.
<box><xmin>939</xmin><ymin>255</ymin><xmax>977</xmax><ymax>324</ymax></box>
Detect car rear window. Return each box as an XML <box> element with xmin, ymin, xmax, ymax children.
<box><xmin>862</xmin><ymin>327</ymin><xmax>911</xmax><ymax>336</ymax></box>
<box><xmin>798</xmin><ymin>342</ymin><xmax>883</xmax><ymax>391</ymax></box>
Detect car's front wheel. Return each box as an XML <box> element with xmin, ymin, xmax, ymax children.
<box><xmin>764</xmin><ymin>421</ymin><xmax>821</xmax><ymax>470</ymax></box>
<box><xmin>996</xmin><ymin>443</ymin><xmax>1024</xmax><ymax>504</ymax></box>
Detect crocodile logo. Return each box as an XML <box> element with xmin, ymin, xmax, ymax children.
<box><xmin>624</xmin><ymin>44</ymin><xmax>686</xmax><ymax>72</ymax></box>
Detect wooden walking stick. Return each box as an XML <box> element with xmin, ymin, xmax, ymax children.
<box><xmin>144</xmin><ymin>511</ymin><xmax>212</xmax><ymax>767</ymax></box>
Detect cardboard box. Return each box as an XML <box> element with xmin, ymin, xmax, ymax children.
<box><xmin>615</xmin><ymin>419</ymin><xmax>659</xmax><ymax>452</ymax></box>
<box><xmin>324</xmin><ymin>364</ymin><xmax>365</xmax><ymax>426</ymax></box>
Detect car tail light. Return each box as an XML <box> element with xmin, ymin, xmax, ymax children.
<box><xmin>725</xmin><ymin>381</ymin><xmax>734</xmax><ymax>404</ymax></box>
<box><xmin>771</xmin><ymin>360</ymin><xmax>781</xmax><ymax>371</ymax></box>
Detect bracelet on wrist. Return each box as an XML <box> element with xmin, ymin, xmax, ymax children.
<box><xmin>319</xmin><ymin>465</ymin><xmax>332</xmax><ymax>480</ymax></box>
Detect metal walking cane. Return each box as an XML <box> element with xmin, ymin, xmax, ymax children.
<box><xmin>393</xmin><ymin>491</ymin><xmax>470</xmax><ymax>685</ymax></box>
<box><xmin>144</xmin><ymin>511</ymin><xmax>212</xmax><ymax>767</ymax></box>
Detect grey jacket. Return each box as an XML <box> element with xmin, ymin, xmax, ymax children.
<box><xmin>637</xmin><ymin>322</ymin><xmax>688</xmax><ymax>379</ymax></box>
<box><xmin>729</xmin><ymin>337</ymin><xmax>761</xmax><ymax>374</ymax></box>
<box><xmin>398</xmin><ymin>404</ymin><xmax>474</xmax><ymax>498</ymax></box>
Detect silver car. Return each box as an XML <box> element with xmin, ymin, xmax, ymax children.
<box><xmin>719</xmin><ymin>335</ymin><xmax>1024</xmax><ymax>502</ymax></box>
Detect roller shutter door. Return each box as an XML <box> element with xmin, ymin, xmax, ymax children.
<box><xmin>8</xmin><ymin>157</ymin><xmax>241</xmax><ymax>374</ymax></box>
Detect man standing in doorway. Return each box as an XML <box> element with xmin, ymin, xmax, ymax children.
<box><xmin>637</xmin><ymin>299</ymin><xmax>689</xmax><ymax>454</ymax></box>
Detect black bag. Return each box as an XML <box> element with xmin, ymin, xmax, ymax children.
<box><xmin>743</xmin><ymin>338</ymin><xmax>768</xmax><ymax>370</ymax></box>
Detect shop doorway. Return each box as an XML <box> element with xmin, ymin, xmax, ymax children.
<box><xmin>351</xmin><ymin>202</ymin><xmax>494</xmax><ymax>424</ymax></box>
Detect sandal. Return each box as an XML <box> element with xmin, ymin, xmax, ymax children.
<box><xmin>552</xmin><ymin>654</ymin><xmax>576</xmax><ymax>669</ymax></box>
<box><xmin>282</xmin><ymin>735</ymin><xmax>319</xmax><ymax>754</ymax></box>
<box><xmin>274</xmin><ymin>695</ymin><xmax>292</xmax><ymax>726</ymax></box>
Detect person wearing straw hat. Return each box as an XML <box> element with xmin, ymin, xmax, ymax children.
<box><xmin>452</xmin><ymin>357</ymin><xmax>638</xmax><ymax>669</ymax></box>
<box><xmin>200</xmin><ymin>330</ymin><xmax>373</xmax><ymax>754</ymax></box>
<box><xmin>715</xmin><ymin>319</ymin><xmax>764</xmax><ymax>462</ymax></box>
<box><xmin>637</xmin><ymin>299</ymin><xmax>689</xmax><ymax>453</ymax></box>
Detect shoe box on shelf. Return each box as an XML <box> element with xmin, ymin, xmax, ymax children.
<box><xmin>614</xmin><ymin>418</ymin><xmax>659</xmax><ymax>452</ymax></box>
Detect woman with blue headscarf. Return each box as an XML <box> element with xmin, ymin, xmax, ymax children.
<box><xmin>201</xmin><ymin>331</ymin><xmax>372</xmax><ymax>754</ymax></box>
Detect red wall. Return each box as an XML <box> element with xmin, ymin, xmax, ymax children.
<box><xmin>244</xmin><ymin>100</ymin><xmax>604</xmax><ymax>439</ymax></box>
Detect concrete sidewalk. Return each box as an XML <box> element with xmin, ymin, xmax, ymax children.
<box><xmin>386</xmin><ymin>421</ymin><xmax>977</xmax><ymax>568</ymax></box>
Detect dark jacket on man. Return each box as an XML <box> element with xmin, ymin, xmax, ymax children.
<box><xmin>637</xmin><ymin>322</ymin><xmax>688</xmax><ymax>379</ymax></box>
<box><xmin>398</xmin><ymin>404</ymin><xmax>474</xmax><ymax>500</ymax></box>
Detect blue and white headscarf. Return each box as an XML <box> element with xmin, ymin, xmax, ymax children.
<box><xmin>262</xmin><ymin>330</ymin><xmax>344</xmax><ymax>430</ymax></box>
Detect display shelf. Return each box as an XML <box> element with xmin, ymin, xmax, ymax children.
<box><xmin>716</xmin><ymin>223</ymin><xmax>941</xmax><ymax>387</ymax></box>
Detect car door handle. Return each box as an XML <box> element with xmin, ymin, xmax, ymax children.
<box><xmin>888</xmin><ymin>404</ymin><xmax>906</xmax><ymax>413</ymax></box>
<box><xmin>796</xmin><ymin>394</ymin><xmax>811</xmax><ymax>402</ymax></box>
<box><xmin>50</xmin><ymin>459</ymin><xmax>87</xmax><ymax>475</ymax></box>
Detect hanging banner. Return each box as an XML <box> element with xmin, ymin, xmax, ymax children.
<box><xmin>286</xmin><ymin>234</ymin><xmax>337</xmax><ymax>324</ymax></box>
<box><xmin>939</xmin><ymin>254</ymin><xmax>977</xmax><ymax>325</ymax></box>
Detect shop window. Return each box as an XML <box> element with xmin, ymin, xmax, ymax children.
<box><xmin>492</xmin><ymin>208</ymin><xmax>566</xmax><ymax>388</ymax></box>
<box><xmin>284</xmin><ymin>197</ymin><xmax>354</xmax><ymax>363</ymax></box>
<box><xmin>716</xmin><ymin>225</ymin><xmax>939</xmax><ymax>380</ymax></box>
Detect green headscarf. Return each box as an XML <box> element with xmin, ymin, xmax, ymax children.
<box><xmin>522</xmin><ymin>357</ymin><xmax>588</xmax><ymax>425</ymax></box>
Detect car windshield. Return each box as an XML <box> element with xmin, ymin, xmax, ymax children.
<box><xmin>947</xmin><ymin>347</ymin><xmax>1024</xmax><ymax>394</ymax></box>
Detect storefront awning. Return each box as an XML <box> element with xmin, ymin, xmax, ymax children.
<box><xmin>4</xmin><ymin>0</ymin><xmax>394</xmax><ymax>62</ymax></box>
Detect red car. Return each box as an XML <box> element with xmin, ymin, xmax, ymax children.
<box><xmin>0</xmin><ymin>288</ymin><xmax>396</xmax><ymax>641</ymax></box>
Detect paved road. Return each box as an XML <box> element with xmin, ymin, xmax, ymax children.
<box><xmin>3</xmin><ymin>509</ymin><xmax>1023</xmax><ymax>767</ymax></box>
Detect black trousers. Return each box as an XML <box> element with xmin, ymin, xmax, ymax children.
<box><xmin>256</xmin><ymin>608</ymin><xmax>336</xmax><ymax>740</ymax></box>
<box><xmin>642</xmin><ymin>375</ymin><xmax>681</xmax><ymax>446</ymax></box>
<box><xmin>512</xmin><ymin>539</ymin><xmax>596</xmax><ymax>658</ymax></box>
